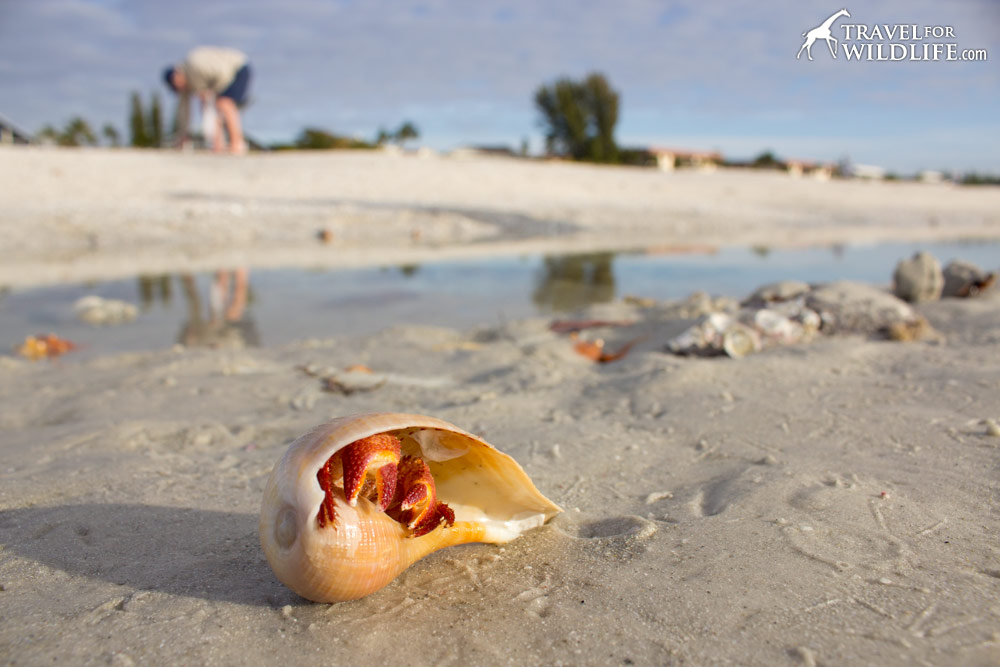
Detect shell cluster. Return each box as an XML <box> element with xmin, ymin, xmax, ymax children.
<box><xmin>259</xmin><ymin>413</ymin><xmax>561</xmax><ymax>602</ymax></box>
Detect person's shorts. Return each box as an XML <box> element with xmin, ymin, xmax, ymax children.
<box><xmin>219</xmin><ymin>64</ymin><xmax>251</xmax><ymax>106</ymax></box>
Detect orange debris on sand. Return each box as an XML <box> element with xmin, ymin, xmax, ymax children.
<box><xmin>16</xmin><ymin>334</ymin><xmax>78</xmax><ymax>361</ymax></box>
<box><xmin>572</xmin><ymin>336</ymin><xmax>644</xmax><ymax>363</ymax></box>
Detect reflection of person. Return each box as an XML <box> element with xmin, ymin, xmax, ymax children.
<box><xmin>177</xmin><ymin>268</ymin><xmax>259</xmax><ymax>348</ymax></box>
<box><xmin>532</xmin><ymin>253</ymin><xmax>616</xmax><ymax>312</ymax></box>
<box><xmin>163</xmin><ymin>47</ymin><xmax>252</xmax><ymax>154</ymax></box>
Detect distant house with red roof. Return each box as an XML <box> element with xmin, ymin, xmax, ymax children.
<box><xmin>649</xmin><ymin>147</ymin><xmax>723</xmax><ymax>172</ymax></box>
<box><xmin>785</xmin><ymin>159</ymin><xmax>835</xmax><ymax>180</ymax></box>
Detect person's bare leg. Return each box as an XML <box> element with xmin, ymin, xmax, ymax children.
<box><xmin>216</xmin><ymin>97</ymin><xmax>245</xmax><ymax>154</ymax></box>
<box><xmin>212</xmin><ymin>107</ymin><xmax>225</xmax><ymax>153</ymax></box>
<box><xmin>225</xmin><ymin>268</ymin><xmax>249</xmax><ymax>321</ymax></box>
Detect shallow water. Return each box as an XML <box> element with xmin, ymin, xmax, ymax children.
<box><xmin>1</xmin><ymin>240</ymin><xmax>996</xmax><ymax>358</ymax></box>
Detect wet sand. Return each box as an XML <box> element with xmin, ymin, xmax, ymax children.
<box><xmin>1</xmin><ymin>148</ymin><xmax>999</xmax><ymax>665</ymax></box>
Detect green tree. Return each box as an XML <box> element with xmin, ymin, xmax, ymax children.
<box><xmin>38</xmin><ymin>118</ymin><xmax>97</xmax><ymax>146</ymax></box>
<box><xmin>535</xmin><ymin>78</ymin><xmax>587</xmax><ymax>158</ymax></box>
<box><xmin>102</xmin><ymin>124</ymin><xmax>121</xmax><ymax>147</ymax></box>
<box><xmin>534</xmin><ymin>72</ymin><xmax>620</xmax><ymax>163</ymax></box>
<box><xmin>295</xmin><ymin>127</ymin><xmax>340</xmax><ymax>149</ymax></box>
<box><xmin>375</xmin><ymin>127</ymin><xmax>390</xmax><ymax>145</ymax></box>
<box><xmin>584</xmin><ymin>73</ymin><xmax>618</xmax><ymax>163</ymax></box>
<box><xmin>393</xmin><ymin>120</ymin><xmax>419</xmax><ymax>145</ymax></box>
<box><xmin>751</xmin><ymin>150</ymin><xmax>782</xmax><ymax>169</ymax></box>
<box><xmin>37</xmin><ymin>125</ymin><xmax>60</xmax><ymax>145</ymax></box>
<box><xmin>129</xmin><ymin>91</ymin><xmax>148</xmax><ymax>147</ymax></box>
<box><xmin>148</xmin><ymin>93</ymin><xmax>163</xmax><ymax>148</ymax></box>
<box><xmin>293</xmin><ymin>127</ymin><xmax>374</xmax><ymax>150</ymax></box>
<box><xmin>62</xmin><ymin>117</ymin><xmax>97</xmax><ymax>146</ymax></box>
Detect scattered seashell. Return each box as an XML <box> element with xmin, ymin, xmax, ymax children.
<box><xmin>644</xmin><ymin>490</ymin><xmax>673</xmax><ymax>504</ymax></box>
<box><xmin>74</xmin><ymin>296</ymin><xmax>138</xmax><ymax>326</ymax></box>
<box><xmin>753</xmin><ymin>309</ymin><xmax>804</xmax><ymax>345</ymax></box>
<box><xmin>806</xmin><ymin>281</ymin><xmax>918</xmax><ymax>335</ymax></box>
<box><xmin>884</xmin><ymin>316</ymin><xmax>938</xmax><ymax>342</ymax></box>
<box><xmin>259</xmin><ymin>413</ymin><xmax>561</xmax><ymax>602</ymax></box>
<box><xmin>721</xmin><ymin>323</ymin><xmax>761</xmax><ymax>359</ymax></box>
<box><xmin>16</xmin><ymin>334</ymin><xmax>78</xmax><ymax>360</ymax></box>
<box><xmin>743</xmin><ymin>280</ymin><xmax>811</xmax><ymax>307</ymax></box>
<box><xmin>892</xmin><ymin>251</ymin><xmax>943</xmax><ymax>302</ymax></box>
<box><xmin>942</xmin><ymin>260</ymin><xmax>996</xmax><ymax>298</ymax></box>
<box><xmin>796</xmin><ymin>308</ymin><xmax>822</xmax><ymax>335</ymax></box>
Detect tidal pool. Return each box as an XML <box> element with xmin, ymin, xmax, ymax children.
<box><xmin>1</xmin><ymin>240</ymin><xmax>996</xmax><ymax>358</ymax></box>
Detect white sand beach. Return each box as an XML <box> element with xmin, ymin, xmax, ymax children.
<box><xmin>1</xmin><ymin>148</ymin><xmax>999</xmax><ymax>665</ymax></box>
<box><xmin>2</xmin><ymin>148</ymin><xmax>999</xmax><ymax>287</ymax></box>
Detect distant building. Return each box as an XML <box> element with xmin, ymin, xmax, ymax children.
<box><xmin>0</xmin><ymin>113</ymin><xmax>33</xmax><ymax>145</ymax></box>
<box><xmin>649</xmin><ymin>147</ymin><xmax>723</xmax><ymax>172</ymax></box>
<box><xmin>917</xmin><ymin>170</ymin><xmax>945</xmax><ymax>184</ymax></box>
<box><xmin>851</xmin><ymin>164</ymin><xmax>887</xmax><ymax>180</ymax></box>
<box><xmin>786</xmin><ymin>159</ymin><xmax>835</xmax><ymax>180</ymax></box>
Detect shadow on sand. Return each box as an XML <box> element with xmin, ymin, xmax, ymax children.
<box><xmin>0</xmin><ymin>503</ymin><xmax>297</xmax><ymax>606</ymax></box>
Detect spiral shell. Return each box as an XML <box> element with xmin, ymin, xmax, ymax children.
<box><xmin>259</xmin><ymin>413</ymin><xmax>561</xmax><ymax>602</ymax></box>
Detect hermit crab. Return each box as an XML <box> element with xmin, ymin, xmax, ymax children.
<box><xmin>259</xmin><ymin>413</ymin><xmax>561</xmax><ymax>602</ymax></box>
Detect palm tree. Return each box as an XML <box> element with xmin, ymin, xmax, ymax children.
<box><xmin>102</xmin><ymin>124</ymin><xmax>121</xmax><ymax>147</ymax></box>
<box><xmin>394</xmin><ymin>121</ymin><xmax>419</xmax><ymax>145</ymax></box>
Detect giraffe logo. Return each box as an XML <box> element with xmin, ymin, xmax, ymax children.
<box><xmin>797</xmin><ymin>9</ymin><xmax>851</xmax><ymax>60</ymax></box>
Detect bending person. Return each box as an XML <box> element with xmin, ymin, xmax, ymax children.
<box><xmin>164</xmin><ymin>46</ymin><xmax>252</xmax><ymax>154</ymax></box>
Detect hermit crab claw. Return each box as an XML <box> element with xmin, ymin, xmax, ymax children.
<box><xmin>259</xmin><ymin>413</ymin><xmax>562</xmax><ymax>603</ymax></box>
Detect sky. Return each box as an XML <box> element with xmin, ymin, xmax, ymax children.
<box><xmin>1</xmin><ymin>0</ymin><xmax>998</xmax><ymax>173</ymax></box>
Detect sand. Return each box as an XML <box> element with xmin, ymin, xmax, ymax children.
<box><xmin>2</xmin><ymin>147</ymin><xmax>999</xmax><ymax>287</ymax></box>
<box><xmin>1</xmin><ymin>148</ymin><xmax>999</xmax><ymax>665</ymax></box>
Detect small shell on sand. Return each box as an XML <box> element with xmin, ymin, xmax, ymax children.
<box><xmin>74</xmin><ymin>296</ymin><xmax>138</xmax><ymax>326</ymax></box>
<box><xmin>722</xmin><ymin>323</ymin><xmax>761</xmax><ymax>359</ymax></box>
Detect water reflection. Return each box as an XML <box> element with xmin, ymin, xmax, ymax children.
<box><xmin>3</xmin><ymin>240</ymin><xmax>995</xmax><ymax>360</ymax></box>
<box><xmin>176</xmin><ymin>268</ymin><xmax>259</xmax><ymax>348</ymax></box>
<box><xmin>138</xmin><ymin>274</ymin><xmax>173</xmax><ymax>310</ymax></box>
<box><xmin>532</xmin><ymin>252</ymin><xmax>616</xmax><ymax>312</ymax></box>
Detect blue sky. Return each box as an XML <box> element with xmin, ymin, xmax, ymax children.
<box><xmin>1</xmin><ymin>0</ymin><xmax>997</xmax><ymax>172</ymax></box>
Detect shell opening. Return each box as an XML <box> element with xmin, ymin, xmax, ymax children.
<box><xmin>316</xmin><ymin>434</ymin><xmax>455</xmax><ymax>538</ymax></box>
<box><xmin>310</xmin><ymin>425</ymin><xmax>559</xmax><ymax>545</ymax></box>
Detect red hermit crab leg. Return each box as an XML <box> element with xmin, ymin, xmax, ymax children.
<box><xmin>393</xmin><ymin>455</ymin><xmax>455</xmax><ymax>537</ymax></box>
<box><xmin>316</xmin><ymin>457</ymin><xmax>338</xmax><ymax>528</ymax></box>
<box><xmin>341</xmin><ymin>433</ymin><xmax>401</xmax><ymax>510</ymax></box>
